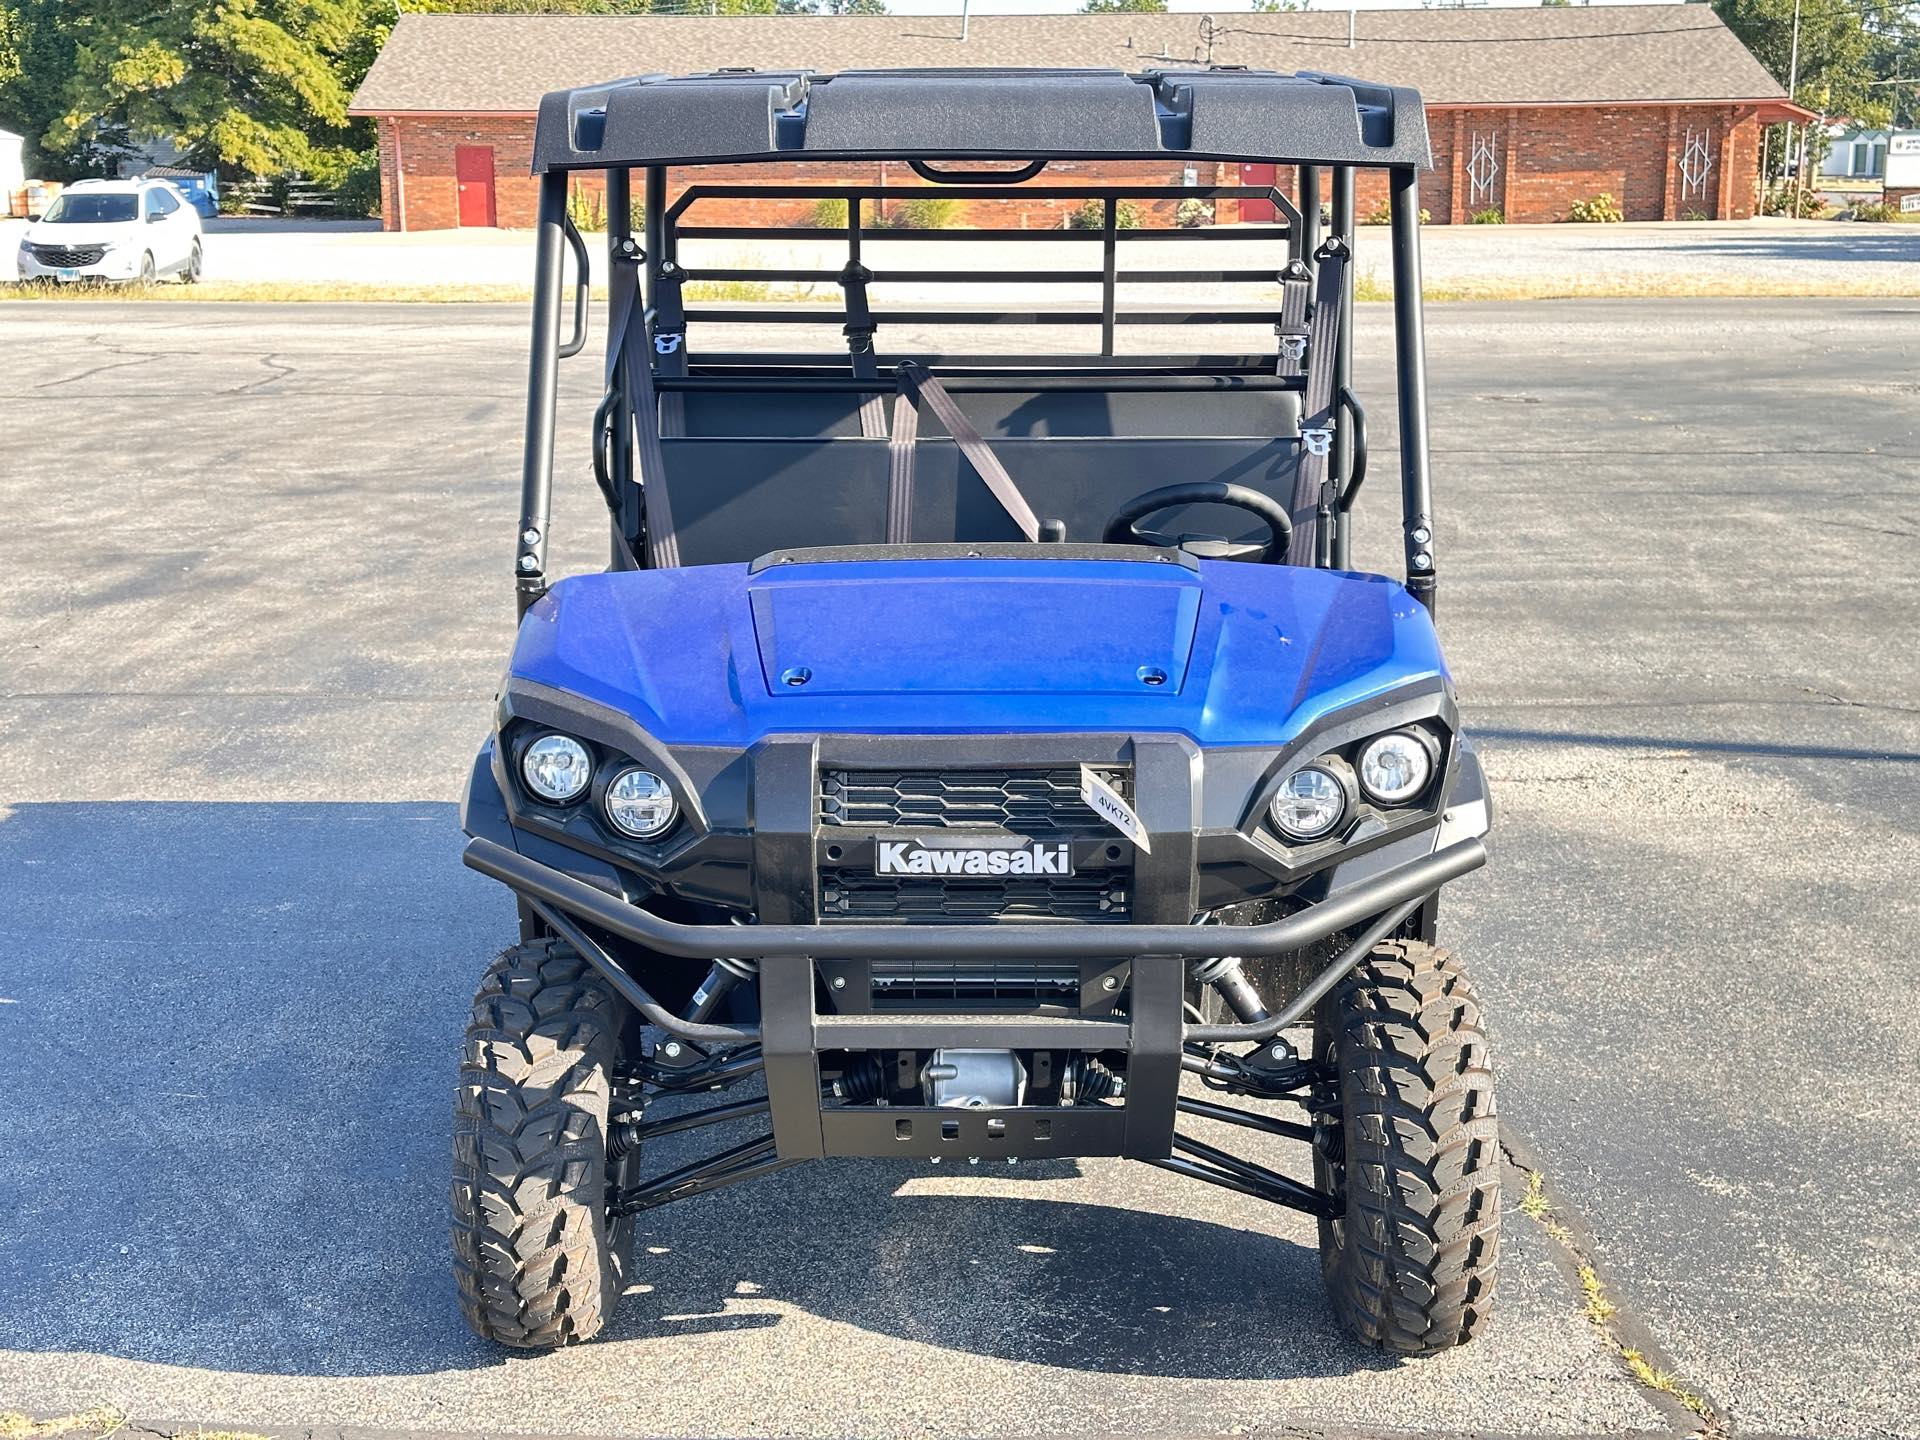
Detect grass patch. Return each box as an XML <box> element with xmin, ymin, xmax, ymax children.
<box><xmin>1517</xmin><ymin>1167</ymin><xmax>1717</xmax><ymax>1427</ymax></box>
<box><xmin>1622</xmin><ymin>1348</ymin><xmax>1715</xmax><ymax>1421</ymax></box>
<box><xmin>2</xmin><ymin>279</ymin><xmax>788</xmax><ymax>304</ymax></box>
<box><xmin>0</xmin><ymin>1409</ymin><xmax>127</xmax><ymax>1440</ymax></box>
<box><xmin>1578</xmin><ymin>1262</ymin><xmax>1616</xmax><ymax>1325</ymax></box>
<box><xmin>1518</xmin><ymin>1170</ymin><xmax>1550</xmax><ymax>1219</ymax></box>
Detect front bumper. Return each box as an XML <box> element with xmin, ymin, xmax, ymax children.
<box><xmin>16</xmin><ymin>247</ymin><xmax>145</xmax><ymax>282</ymax></box>
<box><xmin>463</xmin><ymin>830</ymin><xmax>1488</xmax><ymax>1162</ymax></box>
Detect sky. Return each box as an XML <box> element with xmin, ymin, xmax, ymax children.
<box><xmin>881</xmin><ymin>0</ymin><xmax>1681</xmax><ymax>15</ymax></box>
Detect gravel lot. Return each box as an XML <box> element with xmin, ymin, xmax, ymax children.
<box><xmin>1</xmin><ymin>298</ymin><xmax>1916</xmax><ymax>1439</ymax></box>
<box><xmin>6</xmin><ymin>213</ymin><xmax>1920</xmax><ymax>296</ymax></box>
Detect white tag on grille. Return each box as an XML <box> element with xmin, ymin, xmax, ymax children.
<box><xmin>1080</xmin><ymin>765</ymin><xmax>1151</xmax><ymax>854</ymax></box>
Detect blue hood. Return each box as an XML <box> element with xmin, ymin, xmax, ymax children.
<box><xmin>510</xmin><ymin>556</ymin><xmax>1446</xmax><ymax>749</ymax></box>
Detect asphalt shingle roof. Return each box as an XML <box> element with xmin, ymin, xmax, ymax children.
<box><xmin>349</xmin><ymin>6</ymin><xmax>1787</xmax><ymax>116</ymax></box>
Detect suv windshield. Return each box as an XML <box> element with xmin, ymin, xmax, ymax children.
<box><xmin>43</xmin><ymin>193</ymin><xmax>138</xmax><ymax>224</ymax></box>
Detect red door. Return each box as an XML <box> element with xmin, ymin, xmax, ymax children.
<box><xmin>454</xmin><ymin>145</ymin><xmax>497</xmax><ymax>228</ymax></box>
<box><xmin>1239</xmin><ymin>162</ymin><xmax>1278</xmax><ymax>222</ymax></box>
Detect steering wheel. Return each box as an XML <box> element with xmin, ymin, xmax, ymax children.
<box><xmin>1102</xmin><ymin>482</ymin><xmax>1293</xmax><ymax>564</ymax></box>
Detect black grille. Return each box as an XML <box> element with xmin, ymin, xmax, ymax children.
<box><xmin>30</xmin><ymin>245</ymin><xmax>107</xmax><ymax>267</ymax></box>
<box><xmin>871</xmin><ymin>957</ymin><xmax>1081</xmax><ymax>1005</ymax></box>
<box><xmin>820</xmin><ymin>866</ymin><xmax>1130</xmax><ymax>923</ymax></box>
<box><xmin>820</xmin><ymin>767</ymin><xmax>1128</xmax><ymax>838</ymax></box>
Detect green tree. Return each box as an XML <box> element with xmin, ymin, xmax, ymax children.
<box><xmin>1712</xmin><ymin>0</ymin><xmax>1889</xmax><ymax>123</ymax></box>
<box><xmin>47</xmin><ymin>0</ymin><xmax>387</xmax><ymax>177</ymax></box>
<box><xmin>0</xmin><ymin>2</ymin><xmax>94</xmax><ymax>176</ymax></box>
<box><xmin>1081</xmin><ymin>0</ymin><xmax>1169</xmax><ymax>12</ymax></box>
<box><xmin>1251</xmin><ymin>0</ymin><xmax>1303</xmax><ymax>11</ymax></box>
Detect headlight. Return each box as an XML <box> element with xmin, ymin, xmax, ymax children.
<box><xmin>521</xmin><ymin>733</ymin><xmax>592</xmax><ymax>802</ymax></box>
<box><xmin>605</xmin><ymin>768</ymin><xmax>677</xmax><ymax>839</ymax></box>
<box><xmin>1270</xmin><ymin>766</ymin><xmax>1345</xmax><ymax>840</ymax></box>
<box><xmin>1358</xmin><ymin>732</ymin><xmax>1433</xmax><ymax>804</ymax></box>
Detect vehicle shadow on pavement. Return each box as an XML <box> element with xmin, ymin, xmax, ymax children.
<box><xmin>0</xmin><ymin>801</ymin><xmax>1388</xmax><ymax>1385</ymax></box>
<box><xmin>604</xmin><ymin>1161</ymin><xmax>1391</xmax><ymax>1381</ymax></box>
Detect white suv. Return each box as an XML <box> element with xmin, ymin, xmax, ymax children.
<box><xmin>16</xmin><ymin>177</ymin><xmax>204</xmax><ymax>286</ymax></box>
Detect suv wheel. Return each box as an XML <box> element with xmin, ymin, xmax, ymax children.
<box><xmin>1314</xmin><ymin>938</ymin><xmax>1500</xmax><ymax>1353</ymax></box>
<box><xmin>452</xmin><ymin>938</ymin><xmax>635</xmax><ymax>1346</ymax></box>
<box><xmin>137</xmin><ymin>251</ymin><xmax>155</xmax><ymax>287</ymax></box>
<box><xmin>182</xmin><ymin>240</ymin><xmax>202</xmax><ymax>284</ymax></box>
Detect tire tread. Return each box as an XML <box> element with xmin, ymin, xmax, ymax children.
<box><xmin>1318</xmin><ymin>939</ymin><xmax>1501</xmax><ymax>1354</ymax></box>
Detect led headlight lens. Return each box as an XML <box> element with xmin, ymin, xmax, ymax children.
<box><xmin>1270</xmin><ymin>766</ymin><xmax>1345</xmax><ymax>840</ymax></box>
<box><xmin>1358</xmin><ymin>732</ymin><xmax>1433</xmax><ymax>804</ymax></box>
<box><xmin>521</xmin><ymin>734</ymin><xmax>592</xmax><ymax>803</ymax></box>
<box><xmin>606</xmin><ymin>768</ymin><xmax>677</xmax><ymax>840</ymax></box>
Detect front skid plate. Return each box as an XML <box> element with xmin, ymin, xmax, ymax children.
<box><xmin>820</xmin><ymin>1104</ymin><xmax>1125</xmax><ymax>1159</ymax></box>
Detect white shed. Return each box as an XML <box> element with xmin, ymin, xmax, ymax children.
<box><xmin>0</xmin><ymin>129</ymin><xmax>24</xmax><ymax>207</ymax></box>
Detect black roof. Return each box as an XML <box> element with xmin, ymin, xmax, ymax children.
<box><xmin>531</xmin><ymin>68</ymin><xmax>1430</xmax><ymax>172</ymax></box>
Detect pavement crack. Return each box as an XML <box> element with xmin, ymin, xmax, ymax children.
<box><xmin>231</xmin><ymin>351</ymin><xmax>299</xmax><ymax>395</ymax></box>
<box><xmin>32</xmin><ymin>334</ymin><xmax>193</xmax><ymax>390</ymax></box>
<box><xmin>1502</xmin><ymin>1135</ymin><xmax>1727</xmax><ymax>1437</ymax></box>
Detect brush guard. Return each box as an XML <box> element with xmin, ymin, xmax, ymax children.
<box><xmin>465</xmin><ymin>834</ymin><xmax>1481</xmax><ymax>1219</ymax></box>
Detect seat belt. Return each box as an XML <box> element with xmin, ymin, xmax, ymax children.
<box><xmin>1288</xmin><ymin>239</ymin><xmax>1347</xmax><ymax>567</ymax></box>
<box><xmin>1274</xmin><ymin>258</ymin><xmax>1312</xmax><ymax>379</ymax></box>
<box><xmin>609</xmin><ymin>241</ymin><xmax>682</xmax><ymax>570</ymax></box>
<box><xmin>886</xmin><ymin>373</ymin><xmax>920</xmax><ymax>544</ymax></box>
<box><xmin>839</xmin><ymin>258</ymin><xmax>888</xmax><ymax>438</ymax></box>
<box><xmin>895</xmin><ymin>362</ymin><xmax>1041</xmax><ymax>542</ymax></box>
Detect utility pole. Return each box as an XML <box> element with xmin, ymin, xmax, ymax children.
<box><xmin>1786</xmin><ymin>0</ymin><xmax>1802</xmax><ymax>196</ymax></box>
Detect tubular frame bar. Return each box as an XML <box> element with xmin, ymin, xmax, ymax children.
<box><xmin>1183</xmin><ymin>895</ymin><xmax>1423</xmax><ymax>1044</ymax></box>
<box><xmin>515</xmin><ymin>168</ymin><xmax>569</xmax><ymax>617</ymax></box>
<box><xmin>656</xmin><ymin>374</ymin><xmax>1304</xmax><ymax>393</ymax></box>
<box><xmin>1330</xmin><ymin>165</ymin><xmax>1357</xmax><ymax>570</ymax></box>
<box><xmin>1177</xmin><ymin>1096</ymin><xmax>1316</xmax><ymax>1144</ymax></box>
<box><xmin>1172</xmin><ymin>1132</ymin><xmax>1334</xmax><ymax>1215</ymax></box>
<box><xmin>612</xmin><ymin>1133</ymin><xmax>801</xmax><ymax>1214</ymax></box>
<box><xmin>680</xmin><ymin>309</ymin><xmax>1286</xmax><ymax>327</ymax></box>
<box><xmin>674</xmin><ymin>353</ymin><xmax>1286</xmax><ymax>372</ymax></box>
<box><xmin>524</xmin><ymin>895</ymin><xmax>761</xmax><ymax>1045</ymax></box>
<box><xmin>605</xmin><ymin>166</ymin><xmax>640</xmax><ymax>569</ymax></box>
<box><xmin>1146</xmin><ymin>1151</ymin><xmax>1335</xmax><ymax>1218</ymax></box>
<box><xmin>1389</xmin><ymin>164</ymin><xmax>1436</xmax><ymax>613</ymax></box>
<box><xmin>629</xmin><ymin>1096</ymin><xmax>772</xmax><ymax>1140</ymax></box>
<box><xmin>680</xmin><ymin>268</ymin><xmax>1286</xmax><ymax>285</ymax></box>
<box><xmin>465</xmin><ymin>834</ymin><xmax>1483</xmax><ymax>967</ymax></box>
<box><xmin>673</xmin><ymin>225</ymin><xmax>1298</xmax><ymax>243</ymax></box>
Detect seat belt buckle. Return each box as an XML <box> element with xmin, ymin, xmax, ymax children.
<box><xmin>1277</xmin><ymin>331</ymin><xmax>1308</xmax><ymax>365</ymax></box>
<box><xmin>1302</xmin><ymin>426</ymin><xmax>1333</xmax><ymax>458</ymax></box>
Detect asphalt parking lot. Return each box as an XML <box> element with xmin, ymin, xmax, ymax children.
<box><xmin>1</xmin><ymin>298</ymin><xmax>1916</xmax><ymax>1439</ymax></box>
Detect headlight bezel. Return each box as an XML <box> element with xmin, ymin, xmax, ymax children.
<box><xmin>1249</xmin><ymin>711</ymin><xmax>1454</xmax><ymax>857</ymax></box>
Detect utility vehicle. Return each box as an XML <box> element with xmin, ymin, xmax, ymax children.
<box><xmin>455</xmin><ymin>67</ymin><xmax>1498</xmax><ymax>1355</ymax></box>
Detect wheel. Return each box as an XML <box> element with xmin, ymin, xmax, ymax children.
<box><xmin>1313</xmin><ymin>938</ymin><xmax>1500</xmax><ymax>1354</ymax></box>
<box><xmin>181</xmin><ymin>239</ymin><xmax>202</xmax><ymax>284</ymax></box>
<box><xmin>452</xmin><ymin>938</ymin><xmax>636</xmax><ymax>1346</ymax></box>
<box><xmin>137</xmin><ymin>251</ymin><xmax>155</xmax><ymax>287</ymax></box>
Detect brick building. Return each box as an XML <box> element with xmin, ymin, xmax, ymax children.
<box><xmin>349</xmin><ymin>8</ymin><xmax>1808</xmax><ymax>231</ymax></box>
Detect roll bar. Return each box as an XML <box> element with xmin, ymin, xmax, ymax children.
<box><xmin>515</xmin><ymin>155</ymin><xmax>1434</xmax><ymax>619</ymax></box>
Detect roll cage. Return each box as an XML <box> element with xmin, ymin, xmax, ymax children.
<box><xmin>513</xmin><ymin>66</ymin><xmax>1437</xmax><ymax>613</ymax></box>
